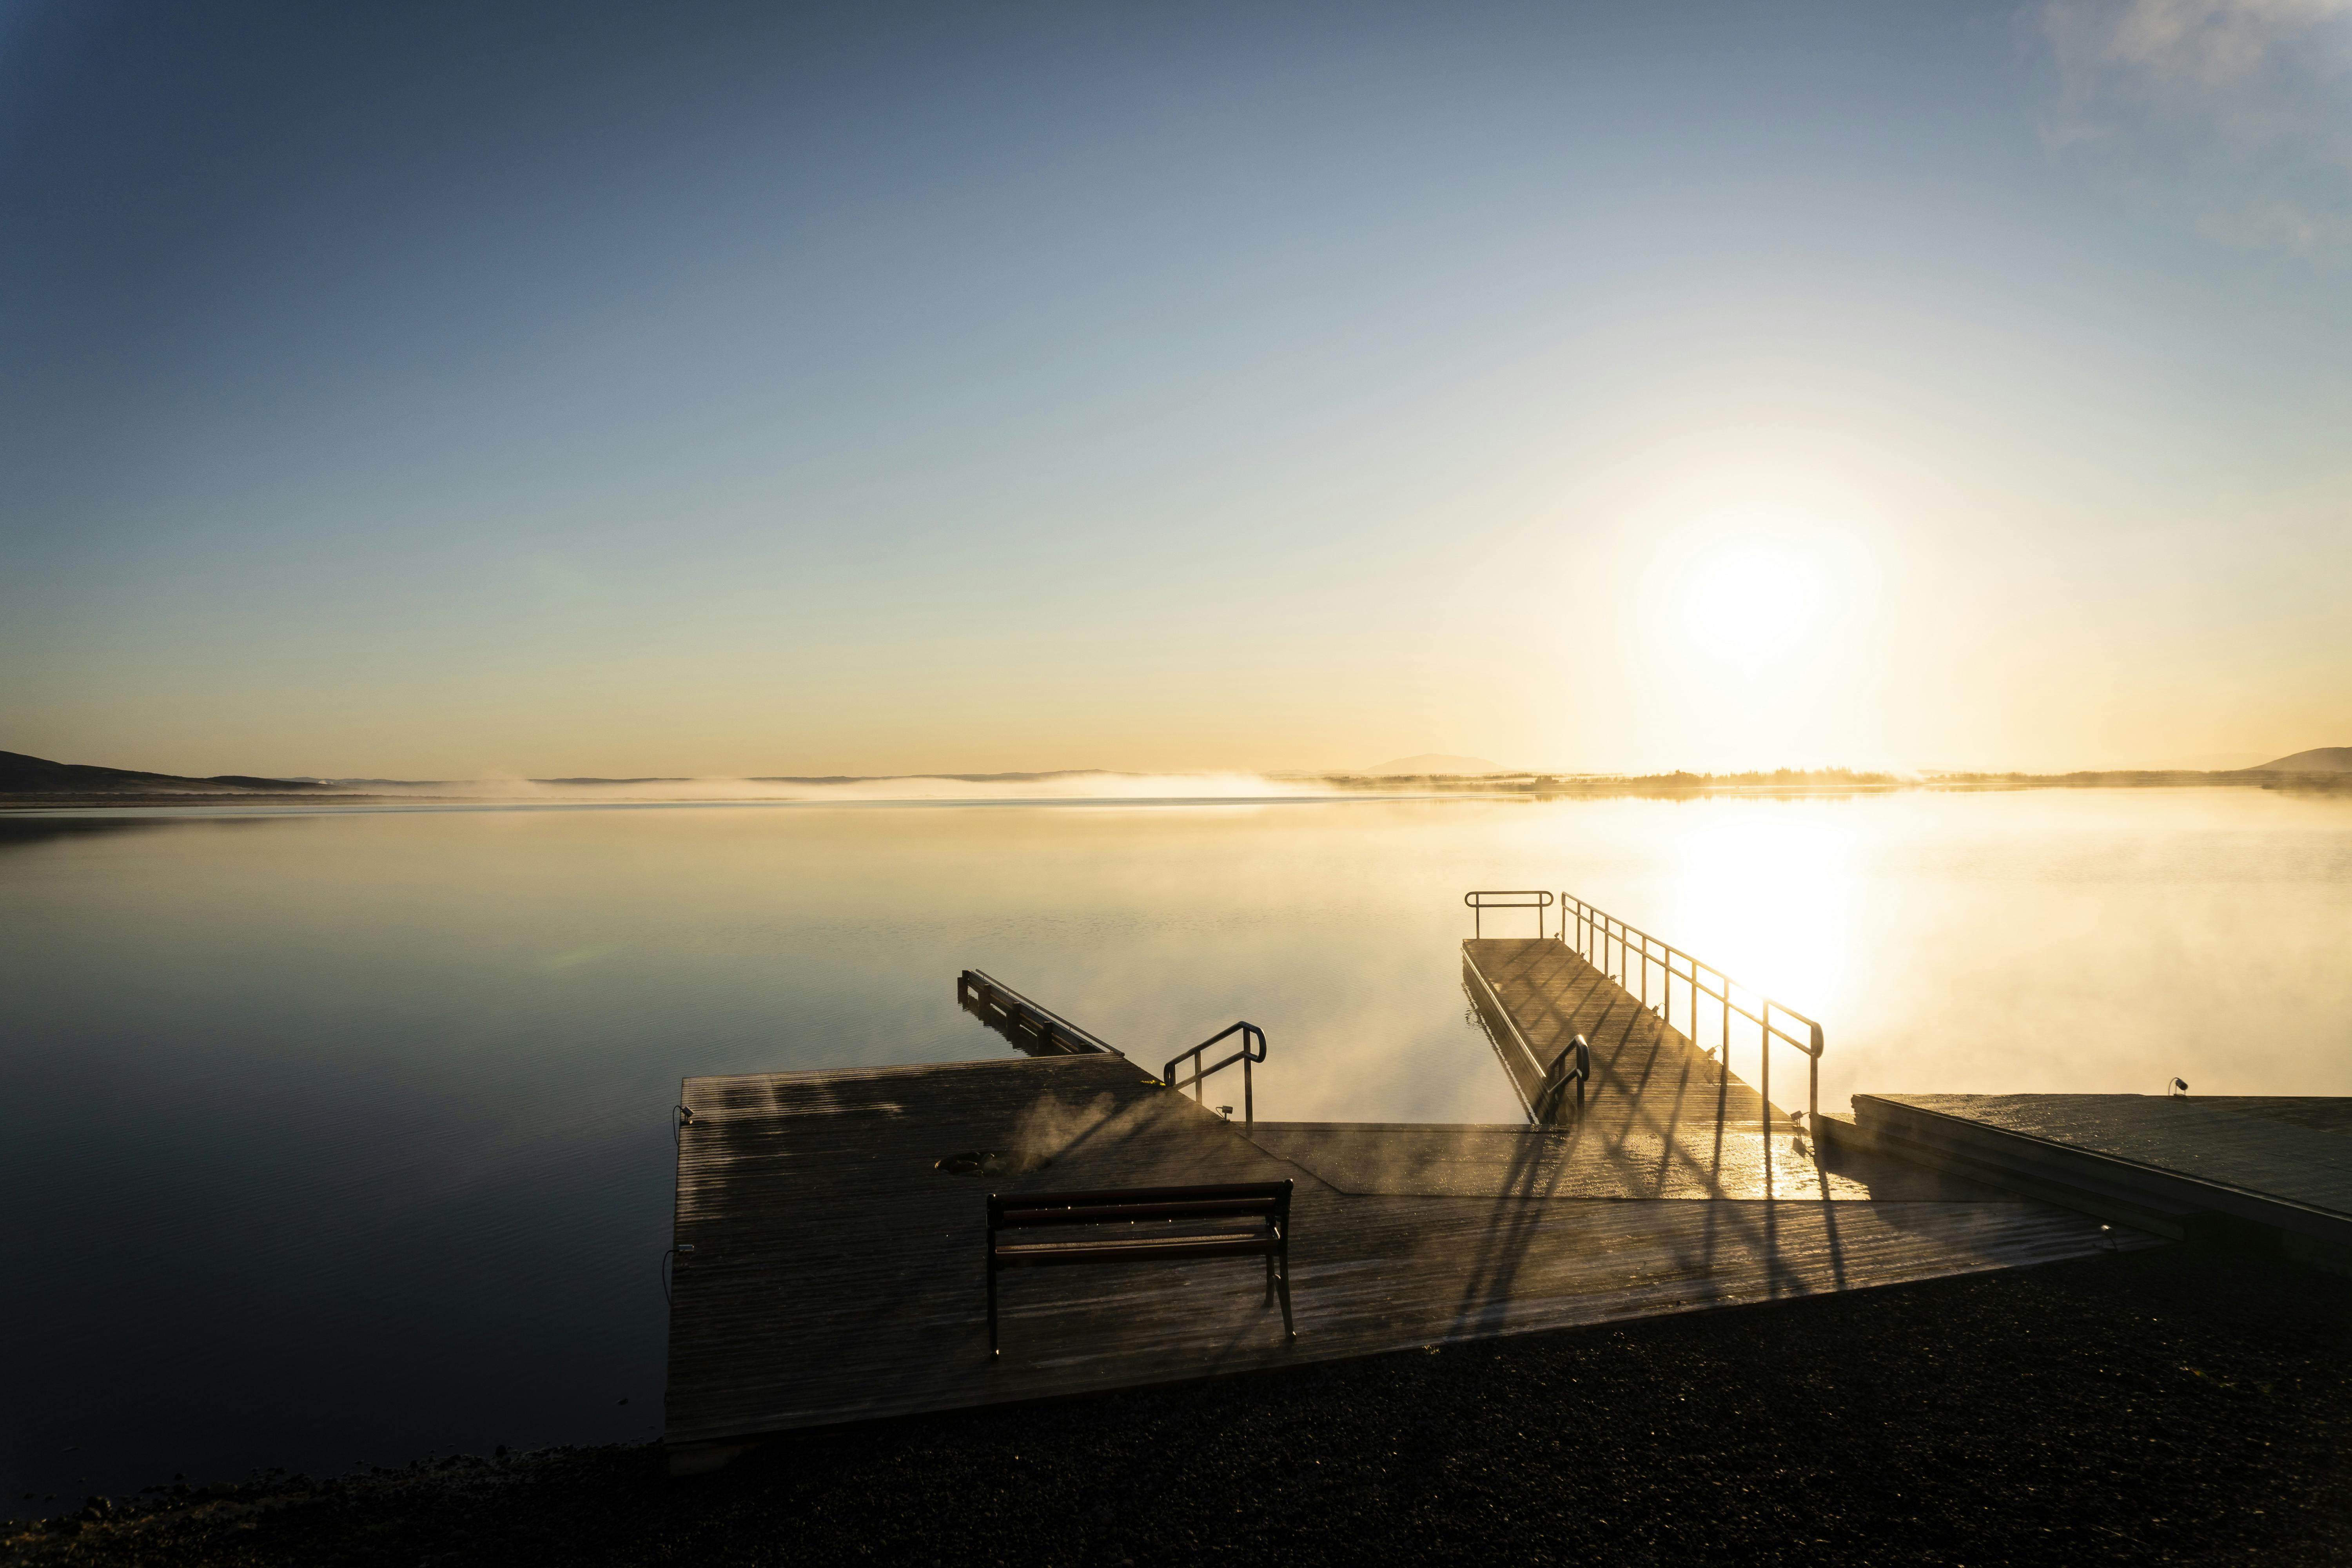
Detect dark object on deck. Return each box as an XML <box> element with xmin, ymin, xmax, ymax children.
<box><xmin>1532</xmin><ymin>1034</ymin><xmax>1590</xmax><ymax>1123</ymax></box>
<box><xmin>985</xmin><ymin>1180</ymin><xmax>1295</xmax><ymax>1357</ymax></box>
<box><xmin>935</xmin><ymin>1150</ymin><xmax>1053</xmax><ymax>1177</ymax></box>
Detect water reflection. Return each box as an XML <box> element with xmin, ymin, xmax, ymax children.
<box><xmin>0</xmin><ymin>788</ymin><xmax>2346</xmax><ymax>1501</ymax></box>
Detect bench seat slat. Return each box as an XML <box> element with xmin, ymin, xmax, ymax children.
<box><xmin>996</xmin><ymin>1235</ymin><xmax>1276</xmax><ymax>1267</ymax></box>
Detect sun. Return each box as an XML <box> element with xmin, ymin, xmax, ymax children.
<box><xmin>1637</xmin><ymin>516</ymin><xmax>1878</xmax><ymax>757</ymax></box>
<box><xmin>1682</xmin><ymin>548</ymin><xmax>1826</xmax><ymax>657</ymax></box>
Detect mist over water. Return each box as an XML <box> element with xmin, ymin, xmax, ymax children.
<box><xmin>1</xmin><ymin>787</ymin><xmax>2347</xmax><ymax>1501</ymax></box>
<box><xmin>294</xmin><ymin>770</ymin><xmax>1328</xmax><ymax>803</ymax></box>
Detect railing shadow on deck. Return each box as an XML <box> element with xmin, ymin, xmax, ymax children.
<box><xmin>1461</xmin><ymin>959</ymin><xmax>1821</xmax><ymax>1199</ymax></box>
<box><xmin>1448</xmin><ymin>923</ymin><xmax>1857</xmax><ymax>1308</ymax></box>
<box><xmin>1556</xmin><ymin>893</ymin><xmax>1824</xmax><ymax>1132</ymax></box>
<box><xmin>1436</xmin><ymin>1136</ymin><xmax>1856</xmax><ymax>1333</ymax></box>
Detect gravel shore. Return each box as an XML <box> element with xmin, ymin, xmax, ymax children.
<box><xmin>9</xmin><ymin>1240</ymin><xmax>2349</xmax><ymax>1566</ymax></box>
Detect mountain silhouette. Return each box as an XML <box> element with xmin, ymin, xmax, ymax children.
<box><xmin>0</xmin><ymin>749</ymin><xmax>331</xmax><ymax>794</ymax></box>
<box><xmin>2253</xmin><ymin>747</ymin><xmax>2352</xmax><ymax>773</ymax></box>
<box><xmin>1362</xmin><ymin>753</ymin><xmax>1511</xmax><ymax>776</ymax></box>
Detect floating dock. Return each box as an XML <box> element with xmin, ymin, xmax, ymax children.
<box><xmin>662</xmin><ymin>906</ymin><xmax>2151</xmax><ymax>1474</ymax></box>
<box><xmin>1823</xmin><ymin>1093</ymin><xmax>2352</xmax><ymax>1270</ymax></box>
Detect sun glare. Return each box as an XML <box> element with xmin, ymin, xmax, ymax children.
<box><xmin>1683</xmin><ymin>549</ymin><xmax>1823</xmax><ymax>655</ymax></box>
<box><xmin>1637</xmin><ymin>516</ymin><xmax>1878</xmax><ymax>760</ymax></box>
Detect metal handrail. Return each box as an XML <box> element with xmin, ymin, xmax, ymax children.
<box><xmin>1463</xmin><ymin>951</ymin><xmax>1587</xmax><ymax>1127</ymax></box>
<box><xmin>956</xmin><ymin>969</ymin><xmax>1123</xmax><ymax>1058</ymax></box>
<box><xmin>1462</xmin><ymin>949</ymin><xmax>1548</xmax><ymax>1121</ymax></box>
<box><xmin>1465</xmin><ymin>889</ymin><xmax>1555</xmax><ymax>939</ymax></box>
<box><xmin>1559</xmin><ymin>893</ymin><xmax>1823</xmax><ymax>1131</ymax></box>
<box><xmin>1164</xmin><ymin>1022</ymin><xmax>1266</xmax><ymax>1125</ymax></box>
<box><xmin>1530</xmin><ymin>1034</ymin><xmax>1589</xmax><ymax>1125</ymax></box>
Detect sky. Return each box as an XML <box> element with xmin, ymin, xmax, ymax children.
<box><xmin>2</xmin><ymin>0</ymin><xmax>2347</xmax><ymax>779</ymax></box>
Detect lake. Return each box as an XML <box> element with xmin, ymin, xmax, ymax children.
<box><xmin>3</xmin><ymin>785</ymin><xmax>2349</xmax><ymax>1503</ymax></box>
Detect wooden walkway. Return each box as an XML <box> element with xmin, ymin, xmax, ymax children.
<box><xmin>1464</xmin><ymin>936</ymin><xmax>1785</xmax><ymax>1126</ymax></box>
<box><xmin>664</xmin><ymin>1047</ymin><xmax>2147</xmax><ymax>1470</ymax></box>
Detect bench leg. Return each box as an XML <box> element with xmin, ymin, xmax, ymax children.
<box><xmin>1275</xmin><ymin>1255</ymin><xmax>1294</xmax><ymax>1338</ymax></box>
<box><xmin>987</xmin><ymin>1260</ymin><xmax>999</xmax><ymax>1360</ymax></box>
<box><xmin>1264</xmin><ymin>1250</ymin><xmax>1275</xmax><ymax>1306</ymax></box>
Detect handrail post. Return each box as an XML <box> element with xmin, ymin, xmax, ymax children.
<box><xmin>1476</xmin><ymin>889</ymin><xmax>1828</xmax><ymax>1143</ymax></box>
<box><xmin>1164</xmin><ymin>1022</ymin><xmax>1266</xmax><ymax>1126</ymax></box>
<box><xmin>1809</xmin><ymin>1020</ymin><xmax>1823</xmax><ymax>1131</ymax></box>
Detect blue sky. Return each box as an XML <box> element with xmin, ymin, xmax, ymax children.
<box><xmin>4</xmin><ymin>0</ymin><xmax>2347</xmax><ymax>776</ymax></box>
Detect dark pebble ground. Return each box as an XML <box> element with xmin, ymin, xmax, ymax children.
<box><xmin>8</xmin><ymin>1240</ymin><xmax>2350</xmax><ymax>1567</ymax></box>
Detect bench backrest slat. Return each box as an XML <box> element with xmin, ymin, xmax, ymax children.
<box><xmin>989</xmin><ymin>1180</ymin><xmax>1291</xmax><ymax>1232</ymax></box>
<box><xmin>995</xmin><ymin>1182</ymin><xmax>1290</xmax><ymax>1207</ymax></box>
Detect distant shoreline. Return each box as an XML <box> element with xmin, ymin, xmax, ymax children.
<box><xmin>0</xmin><ymin>791</ymin><xmax>431</xmax><ymax>811</ymax></box>
<box><xmin>1294</xmin><ymin>767</ymin><xmax>2352</xmax><ymax>798</ymax></box>
<box><xmin>6</xmin><ymin>738</ymin><xmax>2350</xmax><ymax>814</ymax></box>
<box><xmin>3</xmin><ymin>770</ymin><xmax>2348</xmax><ymax>812</ymax></box>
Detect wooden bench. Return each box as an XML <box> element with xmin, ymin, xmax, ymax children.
<box><xmin>985</xmin><ymin>1181</ymin><xmax>1295</xmax><ymax>1357</ymax></box>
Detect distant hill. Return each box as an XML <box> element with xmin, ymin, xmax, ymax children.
<box><xmin>2253</xmin><ymin>747</ymin><xmax>2352</xmax><ymax>773</ymax></box>
<box><xmin>1361</xmin><ymin>754</ymin><xmax>1512</xmax><ymax>776</ymax></box>
<box><xmin>0</xmin><ymin>748</ymin><xmax>332</xmax><ymax>794</ymax></box>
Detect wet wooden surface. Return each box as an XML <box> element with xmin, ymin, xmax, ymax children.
<box><xmin>1859</xmin><ymin>1095</ymin><xmax>2352</xmax><ymax>1214</ymax></box>
<box><xmin>1242</xmin><ymin>1120</ymin><xmax>2003</xmax><ymax>1201</ymax></box>
<box><xmin>664</xmin><ymin>1055</ymin><xmax>2144</xmax><ymax>1452</ymax></box>
<box><xmin>1465</xmin><ymin>937</ymin><xmax>1789</xmax><ymax>1126</ymax></box>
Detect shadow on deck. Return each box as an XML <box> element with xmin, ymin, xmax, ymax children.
<box><xmin>663</xmin><ymin>1051</ymin><xmax>2144</xmax><ymax>1472</ymax></box>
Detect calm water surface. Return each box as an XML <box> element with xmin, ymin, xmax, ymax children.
<box><xmin>4</xmin><ymin>788</ymin><xmax>2350</xmax><ymax>1501</ymax></box>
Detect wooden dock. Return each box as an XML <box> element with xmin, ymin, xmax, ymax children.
<box><xmin>1465</xmin><ymin>935</ymin><xmax>1786</xmax><ymax>1121</ymax></box>
<box><xmin>663</xmin><ymin>941</ymin><xmax>2151</xmax><ymax>1471</ymax></box>
<box><xmin>1825</xmin><ymin>1093</ymin><xmax>2352</xmax><ymax>1271</ymax></box>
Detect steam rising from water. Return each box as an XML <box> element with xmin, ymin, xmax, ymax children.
<box><xmin>328</xmin><ymin>771</ymin><xmax>1328</xmax><ymax>804</ymax></box>
<box><xmin>1009</xmin><ymin>1091</ymin><xmax>1126</xmax><ymax>1163</ymax></box>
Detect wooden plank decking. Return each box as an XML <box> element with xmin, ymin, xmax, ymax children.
<box><xmin>1241</xmin><ymin>1120</ymin><xmax>1997</xmax><ymax>1201</ymax></box>
<box><xmin>663</xmin><ymin>1050</ymin><xmax>2148</xmax><ymax>1468</ymax></box>
<box><xmin>1833</xmin><ymin>1094</ymin><xmax>2352</xmax><ymax>1261</ymax></box>
<box><xmin>1465</xmin><ymin>936</ymin><xmax>1784</xmax><ymax>1125</ymax></box>
<box><xmin>1863</xmin><ymin>1094</ymin><xmax>2352</xmax><ymax>1218</ymax></box>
